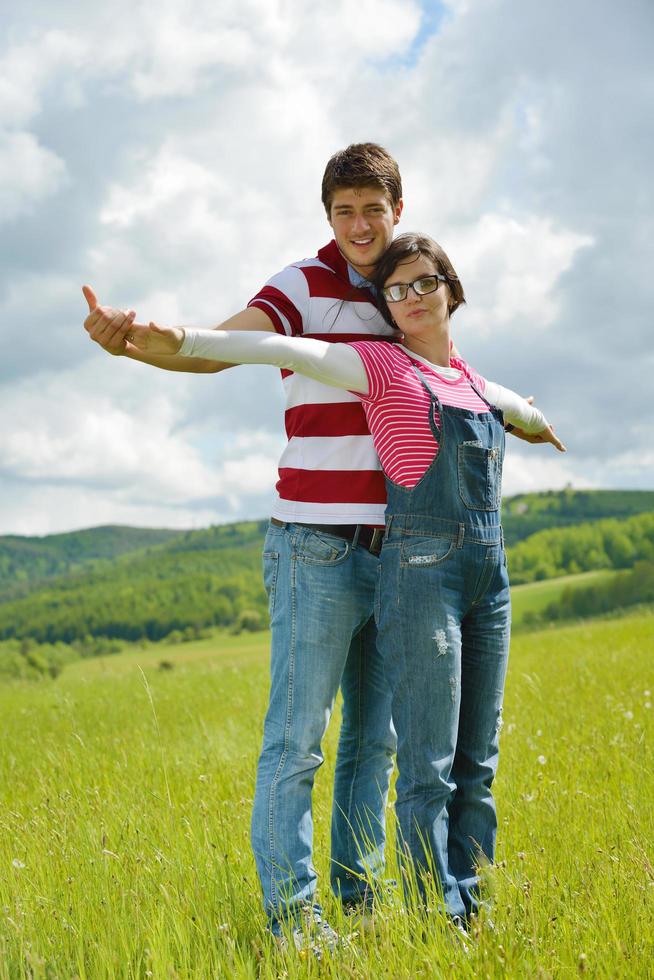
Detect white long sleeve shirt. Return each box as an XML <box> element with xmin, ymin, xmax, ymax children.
<box><xmin>180</xmin><ymin>329</ymin><xmax>548</xmax><ymax>488</ymax></box>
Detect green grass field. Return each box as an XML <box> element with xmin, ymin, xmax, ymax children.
<box><xmin>510</xmin><ymin>570</ymin><xmax>616</xmax><ymax>627</ymax></box>
<box><xmin>1</xmin><ymin>612</ymin><xmax>653</xmax><ymax>978</ymax></box>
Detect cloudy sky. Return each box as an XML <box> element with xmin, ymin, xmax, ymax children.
<box><xmin>1</xmin><ymin>0</ymin><xmax>651</xmax><ymax>536</ymax></box>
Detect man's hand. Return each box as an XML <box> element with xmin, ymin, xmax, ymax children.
<box><xmin>83</xmin><ymin>285</ymin><xmax>136</xmax><ymax>355</ymax></box>
<box><xmin>506</xmin><ymin>396</ymin><xmax>566</xmax><ymax>451</ymax></box>
<box><xmin>81</xmin><ymin>287</ymin><xmax>274</xmax><ymax>372</ymax></box>
<box><xmin>128</xmin><ymin>322</ymin><xmax>185</xmax><ymax>355</ymax></box>
<box><xmin>509</xmin><ymin>424</ymin><xmax>566</xmax><ymax>452</ymax></box>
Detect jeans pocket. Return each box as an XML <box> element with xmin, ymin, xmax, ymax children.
<box><xmin>295</xmin><ymin>528</ymin><xmax>351</xmax><ymax>565</ymax></box>
<box><xmin>457</xmin><ymin>442</ymin><xmax>502</xmax><ymax>511</ymax></box>
<box><xmin>262</xmin><ymin>552</ymin><xmax>280</xmax><ymax>621</ymax></box>
<box><xmin>399</xmin><ymin>535</ymin><xmax>455</xmax><ymax>568</ymax></box>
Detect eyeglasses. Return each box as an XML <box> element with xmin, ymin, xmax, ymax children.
<box><xmin>382</xmin><ymin>273</ymin><xmax>448</xmax><ymax>303</ymax></box>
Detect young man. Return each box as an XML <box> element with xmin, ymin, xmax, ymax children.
<box><xmin>84</xmin><ymin>144</ymin><xmax>403</xmax><ymax>942</ymax></box>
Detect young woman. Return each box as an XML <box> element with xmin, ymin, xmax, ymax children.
<box><xmin>123</xmin><ymin>233</ymin><xmax>564</xmax><ymax>930</ymax></box>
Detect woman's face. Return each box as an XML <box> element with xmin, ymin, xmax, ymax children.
<box><xmin>383</xmin><ymin>254</ymin><xmax>451</xmax><ymax>338</ymax></box>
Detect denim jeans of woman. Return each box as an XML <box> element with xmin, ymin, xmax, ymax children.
<box><xmin>376</xmin><ymin>365</ymin><xmax>511</xmax><ymax>922</ymax></box>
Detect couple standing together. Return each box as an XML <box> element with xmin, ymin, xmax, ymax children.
<box><xmin>84</xmin><ymin>143</ymin><xmax>564</xmax><ymax>947</ymax></box>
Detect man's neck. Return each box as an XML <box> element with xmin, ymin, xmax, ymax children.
<box><xmin>349</xmin><ymin>261</ymin><xmax>375</xmax><ymax>280</ymax></box>
<box><xmin>347</xmin><ymin>262</ymin><xmax>374</xmax><ymax>288</ymax></box>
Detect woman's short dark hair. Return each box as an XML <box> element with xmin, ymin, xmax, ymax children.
<box><xmin>372</xmin><ymin>233</ymin><xmax>466</xmax><ymax>326</ymax></box>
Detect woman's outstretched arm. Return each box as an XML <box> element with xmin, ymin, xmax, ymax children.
<box><xmin>128</xmin><ymin>324</ymin><xmax>370</xmax><ymax>394</ymax></box>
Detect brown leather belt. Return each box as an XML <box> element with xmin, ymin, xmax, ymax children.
<box><xmin>270</xmin><ymin>517</ymin><xmax>384</xmax><ymax>556</ymax></box>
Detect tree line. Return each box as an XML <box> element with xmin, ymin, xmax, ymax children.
<box><xmin>1</xmin><ymin>505</ymin><xmax>653</xmax><ymax>681</ymax></box>
<box><xmin>523</xmin><ymin>560</ymin><xmax>654</xmax><ymax>626</ymax></box>
<box><xmin>507</xmin><ymin>512</ymin><xmax>654</xmax><ymax>583</ymax></box>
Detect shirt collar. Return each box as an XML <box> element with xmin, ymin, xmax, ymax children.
<box><xmin>347</xmin><ymin>264</ymin><xmax>376</xmax><ymax>294</ymax></box>
<box><xmin>316</xmin><ymin>240</ymin><xmax>377</xmax><ymax>294</ymax></box>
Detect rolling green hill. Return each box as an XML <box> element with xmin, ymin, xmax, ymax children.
<box><xmin>510</xmin><ymin>570</ymin><xmax>615</xmax><ymax>628</ymax></box>
<box><xmin>0</xmin><ymin>492</ymin><xmax>651</xmax><ymax>656</ymax></box>
<box><xmin>0</xmin><ymin>525</ymin><xmax>269</xmax><ymax>646</ymax></box>
<box><xmin>2</xmin><ymin>490</ymin><xmax>652</xmax><ymax>598</ymax></box>
<box><xmin>0</xmin><ymin>525</ymin><xmax>182</xmax><ymax>599</ymax></box>
<box><xmin>507</xmin><ymin>510</ymin><xmax>654</xmax><ymax>583</ymax></box>
<box><xmin>502</xmin><ymin>488</ymin><xmax>654</xmax><ymax>545</ymax></box>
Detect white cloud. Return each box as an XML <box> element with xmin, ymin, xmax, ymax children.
<box><xmin>0</xmin><ymin>130</ymin><xmax>68</xmax><ymax>221</ymax></box>
<box><xmin>450</xmin><ymin>213</ymin><xmax>594</xmax><ymax>332</ymax></box>
<box><xmin>130</xmin><ymin>17</ymin><xmax>257</xmax><ymax>100</ymax></box>
<box><xmin>0</xmin><ymin>485</ymin><xmax>226</xmax><ymax>537</ymax></box>
<box><xmin>0</xmin><ymin>381</ymin><xmax>211</xmax><ymax>498</ymax></box>
<box><xmin>0</xmin><ymin>29</ymin><xmax>84</xmax><ymax>222</ymax></box>
<box><xmin>100</xmin><ymin>147</ymin><xmax>230</xmax><ymax>229</ymax></box>
<box><xmin>0</xmin><ymin>30</ymin><xmax>87</xmax><ymax>127</ymax></box>
<box><xmin>502</xmin><ymin>450</ymin><xmax>595</xmax><ymax>497</ymax></box>
<box><xmin>0</xmin><ymin>0</ymin><xmax>651</xmax><ymax>535</ymax></box>
<box><xmin>219</xmin><ymin>453</ymin><xmax>280</xmax><ymax>502</ymax></box>
<box><xmin>292</xmin><ymin>0</ymin><xmax>422</xmax><ymax>66</ymax></box>
<box><xmin>0</xmin><ymin>368</ymin><xmax>278</xmax><ymax>506</ymax></box>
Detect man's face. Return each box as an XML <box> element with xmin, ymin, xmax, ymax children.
<box><xmin>328</xmin><ymin>186</ymin><xmax>403</xmax><ymax>277</ymax></box>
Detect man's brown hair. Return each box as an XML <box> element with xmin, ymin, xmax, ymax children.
<box><xmin>372</xmin><ymin>233</ymin><xmax>467</xmax><ymax>324</ymax></box>
<box><xmin>321</xmin><ymin>143</ymin><xmax>402</xmax><ymax>215</ymax></box>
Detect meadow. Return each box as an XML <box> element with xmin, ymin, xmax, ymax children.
<box><xmin>1</xmin><ymin>611</ymin><xmax>652</xmax><ymax>978</ymax></box>
<box><xmin>509</xmin><ymin>571</ymin><xmax>616</xmax><ymax>628</ymax></box>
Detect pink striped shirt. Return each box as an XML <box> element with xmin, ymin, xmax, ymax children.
<box><xmin>350</xmin><ymin>341</ymin><xmax>491</xmax><ymax>487</ymax></box>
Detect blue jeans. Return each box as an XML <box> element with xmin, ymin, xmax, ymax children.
<box><xmin>251</xmin><ymin>521</ymin><xmax>396</xmax><ymax>929</ymax></box>
<box><xmin>377</xmin><ymin>521</ymin><xmax>511</xmax><ymax>919</ymax></box>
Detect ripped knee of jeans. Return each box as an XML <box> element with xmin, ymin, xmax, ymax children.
<box><xmin>433</xmin><ymin>629</ymin><xmax>448</xmax><ymax>657</ymax></box>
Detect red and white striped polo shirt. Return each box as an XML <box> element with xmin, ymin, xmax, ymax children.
<box><xmin>247</xmin><ymin>241</ymin><xmax>397</xmax><ymax>525</ymax></box>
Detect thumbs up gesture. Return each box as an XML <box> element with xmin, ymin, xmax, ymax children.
<box><xmin>82</xmin><ymin>285</ymin><xmax>136</xmax><ymax>356</ymax></box>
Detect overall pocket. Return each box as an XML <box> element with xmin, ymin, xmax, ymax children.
<box><xmin>457</xmin><ymin>441</ymin><xmax>502</xmax><ymax>511</ymax></box>
<box><xmin>399</xmin><ymin>535</ymin><xmax>456</xmax><ymax>568</ymax></box>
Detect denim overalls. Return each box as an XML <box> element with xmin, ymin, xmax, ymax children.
<box><xmin>376</xmin><ymin>363</ymin><xmax>511</xmax><ymax>921</ymax></box>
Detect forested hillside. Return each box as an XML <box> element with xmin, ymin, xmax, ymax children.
<box><xmin>508</xmin><ymin>511</ymin><xmax>654</xmax><ymax>583</ymax></box>
<box><xmin>0</xmin><ymin>492</ymin><xmax>651</xmax><ymax>658</ymax></box>
<box><xmin>541</xmin><ymin>560</ymin><xmax>654</xmax><ymax>623</ymax></box>
<box><xmin>0</xmin><ymin>525</ymin><xmax>181</xmax><ymax>599</ymax></box>
<box><xmin>0</xmin><ymin>522</ymin><xmax>269</xmax><ymax>645</ymax></box>
<box><xmin>502</xmin><ymin>488</ymin><xmax>654</xmax><ymax>545</ymax></box>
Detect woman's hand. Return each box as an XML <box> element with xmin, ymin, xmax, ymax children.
<box><xmin>127</xmin><ymin>322</ymin><xmax>185</xmax><ymax>355</ymax></box>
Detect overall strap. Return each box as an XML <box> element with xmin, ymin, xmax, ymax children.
<box><xmin>413</xmin><ymin>357</ymin><xmax>504</xmax><ymax>423</ymax></box>
<box><xmin>464</xmin><ymin>373</ymin><xmax>504</xmax><ymax>421</ymax></box>
<box><xmin>409</xmin><ymin>363</ymin><xmax>442</xmax><ymax>441</ymax></box>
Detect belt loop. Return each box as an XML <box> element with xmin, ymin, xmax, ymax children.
<box><xmin>351</xmin><ymin>524</ymin><xmax>362</xmax><ymax>550</ymax></box>
<box><xmin>369</xmin><ymin>528</ymin><xmax>384</xmax><ymax>556</ymax></box>
<box><xmin>386</xmin><ymin>515</ymin><xmax>393</xmax><ymax>537</ymax></box>
<box><xmin>500</xmin><ymin>526</ymin><xmax>505</xmax><ymax>549</ymax></box>
<box><xmin>457</xmin><ymin>524</ymin><xmax>465</xmax><ymax>548</ymax></box>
